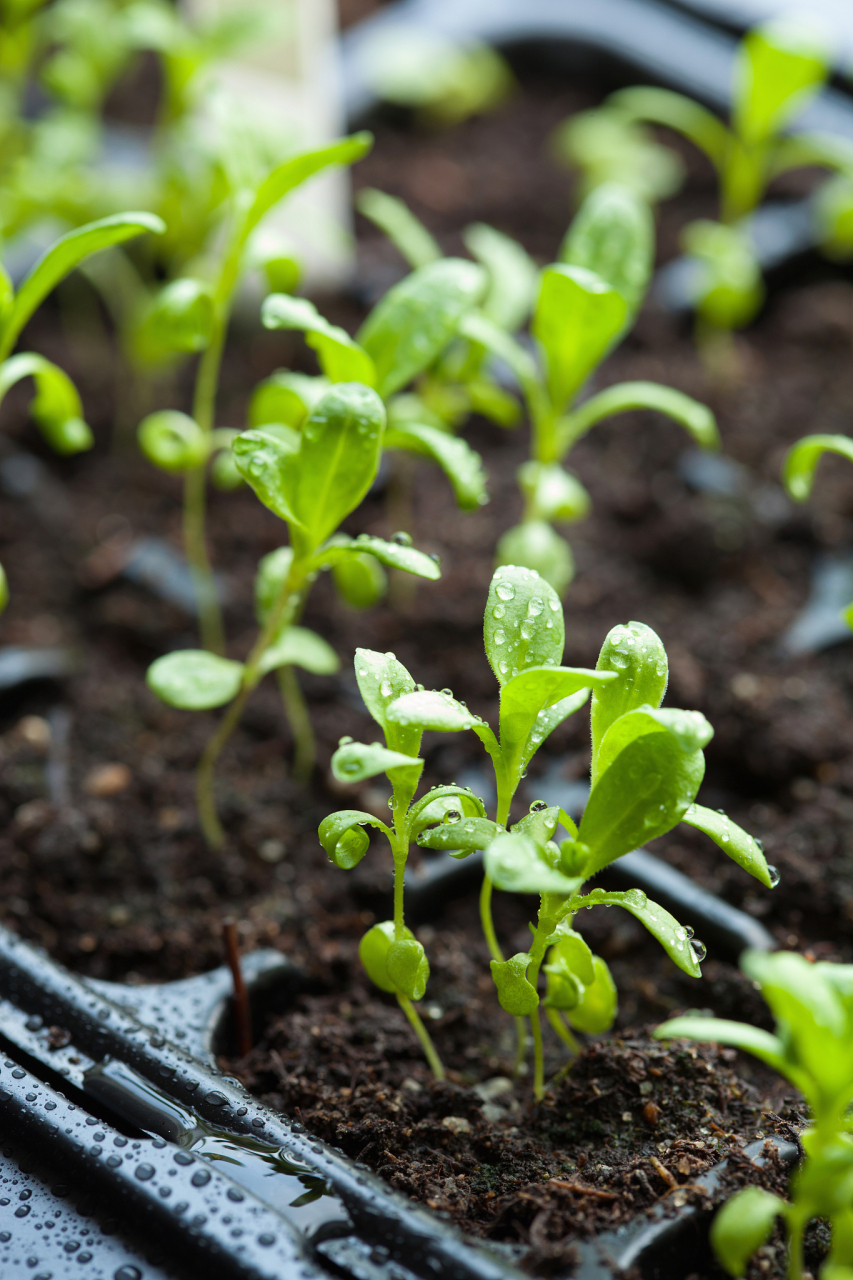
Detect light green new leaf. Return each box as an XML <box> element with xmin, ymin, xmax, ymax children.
<box><xmin>360</xmin><ymin>921</ymin><xmax>399</xmax><ymax>991</ymax></box>
<box><xmin>564</xmin><ymin>955</ymin><xmax>618</xmax><ymax>1033</ymax></box>
<box><xmin>463</xmin><ymin>222</ymin><xmax>538</xmax><ymax>333</ymax></box>
<box><xmin>318</xmin><ymin>534</ymin><xmax>441</xmax><ymax>580</ymax></box>
<box><xmin>331</xmin><ymin>740</ymin><xmax>422</xmax><ymax>784</ymax></box>
<box><xmin>387</xmin><ymin>937</ymin><xmax>430</xmax><ymax>1001</ymax></box>
<box><xmin>243</xmin><ymin>133</ymin><xmax>373</xmax><ymax>240</ymax></box>
<box><xmin>495</xmin><ymin>522</ymin><xmax>575</xmax><ymax>596</ymax></box>
<box><xmin>409</xmin><ymin>784</ymin><xmax>487</xmax><ymax>835</ymax></box>
<box><xmin>500</xmin><ymin>666</ymin><xmax>615</xmax><ymax>779</ymax></box>
<box><xmin>575</xmin><ymin>887</ymin><xmax>703</xmax><ymax>978</ymax></box>
<box><xmin>579</xmin><ymin>718</ymin><xmax>707</xmax><ymax>875</ymax></box>
<box><xmin>518</xmin><ymin>461</ymin><xmax>590</xmax><ymax>523</ymax></box>
<box><xmin>485</xmin><ymin>831</ymin><xmax>584</xmax><ymax>896</ymax></box>
<box><xmin>0</xmin><ymin>353</ymin><xmax>93</xmax><ymax>454</ymax></box>
<box><xmin>2</xmin><ymin>211</ymin><xmax>165</xmax><ymax>358</ymax></box>
<box><xmin>417</xmin><ymin>815</ymin><xmax>501</xmax><ymax>855</ymax></box>
<box><xmin>653</xmin><ymin>1014</ymin><xmax>788</xmax><ymax>1074</ymax></box>
<box><xmin>386</xmin><ymin>689</ymin><xmax>480</xmax><ymax>733</ymax></box>
<box><xmin>518</xmin><ymin>690</ymin><xmax>591</xmax><ymax>779</ymax></box>
<box><xmin>682</xmin><ymin>803</ymin><xmax>774</xmax><ymax>887</ymax></box>
<box><xmin>595</xmin><ymin>707</ymin><xmax>713</xmax><ymax>779</ymax></box>
<box><xmin>261</xmin><ymin>293</ymin><xmax>376</xmax><ymax>386</ymax></box>
<box><xmin>559</xmin><ymin>182</ymin><xmax>653</xmax><ymax>325</ymax></box>
<box><xmin>134</xmin><ymin>278</ymin><xmax>213</xmax><ymax>364</ymax></box>
<box><xmin>356</xmin><ymin>188</ymin><xmax>441</xmax><ymax>270</ymax></box>
<box><xmin>545</xmin><ymin>926</ymin><xmax>595</xmax><ymax>986</ymax></box>
<box><xmin>332</xmin><ymin>552</ymin><xmax>386</xmax><ymax>609</ymax></box>
<box><xmin>233</xmin><ymin>427</ymin><xmax>302</xmax><ymax>526</ymax></box>
<box><xmin>385</xmin><ymin>420</ymin><xmax>488</xmax><ymax>511</ymax></box>
<box><xmin>733</xmin><ymin>22</ymin><xmax>827</xmax><ymax>148</ymax></box>
<box><xmin>291</xmin><ymin>383</ymin><xmax>385</xmax><ymax>546</ymax></box>
<box><xmin>710</xmin><ymin>1186</ymin><xmax>787</xmax><ymax>1279</ymax></box>
<box><xmin>490</xmin><ymin>953</ymin><xmax>539</xmax><ymax>1016</ymax></box>
<box><xmin>254</xmin><ymin>546</ymin><xmax>294</xmax><ymax>624</ymax></box>
<box><xmin>561</xmin><ymin>381</ymin><xmax>719</xmax><ymax>455</ymax></box>
<box><xmin>138</xmin><ymin>410</ymin><xmax>207</xmax><ymax>473</ymax></box>
<box><xmin>532</xmin><ymin>264</ymin><xmax>627</xmax><ymax>413</ymax></box>
<box><xmin>147</xmin><ymin>650</ymin><xmax>244</xmax><ymax>710</ymax></box>
<box><xmin>258</xmin><ymin>626</ymin><xmax>339</xmax><ymax>676</ymax></box>
<box><xmin>458</xmin><ymin>311</ymin><xmax>540</xmax><ymax>394</ymax></box>
<box><xmin>783</xmin><ymin>433</ymin><xmax>853</xmax><ymax>503</ymax></box>
<box><xmin>682</xmin><ymin>220</ymin><xmax>763</xmax><ymax>330</ymax></box>
<box><xmin>608</xmin><ymin>85</ymin><xmax>731</xmax><ymax>172</ymax></box>
<box><xmin>357</xmin><ymin>258</ymin><xmax>485</xmax><ymax>399</ymax></box>
<box><xmin>249</xmin><ymin>370</ymin><xmax>330</xmax><ymax>430</ymax></box>
<box><xmin>320</xmin><ymin>809</ymin><xmax>390</xmax><ymax>871</ymax></box>
<box><xmin>590</xmin><ymin>621</ymin><xmax>668</xmax><ymax>780</ymax></box>
<box><xmin>353</xmin><ymin>647</ymin><xmax>422</xmax><ymax>763</ymax></box>
<box><xmin>484</xmin><ymin>565</ymin><xmax>564</xmax><ymax>687</ymax></box>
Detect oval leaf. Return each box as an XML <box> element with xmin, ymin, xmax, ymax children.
<box><xmin>711</xmin><ymin>1186</ymin><xmax>786</xmax><ymax>1279</ymax></box>
<box><xmin>578</xmin><ymin>887</ymin><xmax>703</xmax><ymax>978</ymax></box>
<box><xmin>385</xmin><ymin>420</ymin><xmax>488</xmax><ymax>511</ymax></box>
<box><xmin>518</xmin><ymin>461</ymin><xmax>590</xmax><ymax>523</ymax></box>
<box><xmin>490</xmin><ymin>953</ymin><xmax>539</xmax><ymax>1016</ymax></box>
<box><xmin>320</xmin><ymin>810</ymin><xmax>389</xmax><ymax>870</ymax></box>
<box><xmin>134</xmin><ymin>278</ymin><xmax>213</xmax><ymax>364</ymax></box>
<box><xmin>387</xmin><ymin>937</ymin><xmax>429</xmax><ymax>1001</ymax></box>
<box><xmin>261</xmin><ymin>293</ymin><xmax>376</xmax><ymax>386</ymax></box>
<box><xmin>500</xmin><ymin>665</ymin><xmax>616</xmax><ymax>779</ymax></box>
<box><xmin>331</xmin><ymin>740</ymin><xmax>422</xmax><ymax>784</ymax></box>
<box><xmin>255</xmin><ymin>546</ymin><xmax>295</xmax><ymax>624</ymax></box>
<box><xmin>463</xmin><ymin>222</ymin><xmax>538</xmax><ymax>332</ymax></box>
<box><xmin>565</xmin><ymin>955</ymin><xmax>617</xmax><ymax>1033</ymax></box>
<box><xmin>590</xmin><ymin>621</ymin><xmax>668</xmax><ymax>780</ymax></box>
<box><xmin>138</xmin><ymin>410</ymin><xmax>207</xmax><ymax>473</ymax></box>
<box><xmin>495</xmin><ymin>522</ymin><xmax>575</xmax><ymax>597</ymax></box>
<box><xmin>359</xmin><ymin>920</ymin><xmax>415</xmax><ymax>992</ymax></box>
<box><xmin>417</xmin><ymin>815</ymin><xmax>500</xmax><ymax>854</ymax></box>
<box><xmin>147</xmin><ymin>650</ymin><xmax>244</xmax><ymax>710</ymax></box>
<box><xmin>386</xmin><ymin>689</ymin><xmax>479</xmax><ymax>733</ymax></box>
<box><xmin>233</xmin><ymin>427</ymin><xmax>302</xmax><ymax>525</ymax></box>
<box><xmin>485</xmin><ymin>565</ymin><xmax>564</xmax><ymax>688</ymax></box>
<box><xmin>563</xmin><ymin>381</ymin><xmax>719</xmax><ymax>452</ymax></box>
<box><xmin>249</xmin><ymin>370</ymin><xmax>330</xmax><ymax>430</ymax></box>
<box><xmin>532</xmin><ymin>264</ymin><xmax>627</xmax><ymax>413</ymax></box>
<box><xmin>320</xmin><ymin>535</ymin><xmax>441</xmax><ymax>581</ymax></box>
<box><xmin>332</xmin><ymin>552</ymin><xmax>386</xmax><ymax>609</ymax></box>
<box><xmin>559</xmin><ymin>182</ymin><xmax>653</xmax><ymax>325</ymax></box>
<box><xmin>258</xmin><ymin>626</ymin><xmax>340</xmax><ymax>676</ymax></box>
<box><xmin>485</xmin><ymin>831</ymin><xmax>584</xmax><ymax>896</ymax></box>
<box><xmin>682</xmin><ymin>802</ymin><xmax>774</xmax><ymax>888</ymax></box>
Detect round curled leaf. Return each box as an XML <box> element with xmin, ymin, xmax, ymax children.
<box><xmin>490</xmin><ymin>953</ymin><xmax>539</xmax><ymax>1016</ymax></box>
<box><xmin>565</xmin><ymin>955</ymin><xmax>617</xmax><ymax>1034</ymax></box>
<box><xmin>331</xmin><ymin>740</ymin><xmax>422</xmax><ymax>784</ymax></box>
<box><xmin>386</xmin><ymin>937</ymin><xmax>429</xmax><ymax>1000</ymax></box>
<box><xmin>517</xmin><ymin>461</ymin><xmax>591</xmax><ymax>523</ymax></box>
<box><xmin>319</xmin><ymin>809</ymin><xmax>387</xmax><ymax>870</ymax></box>
<box><xmin>359</xmin><ymin>920</ymin><xmax>418</xmax><ymax>994</ymax></box>
<box><xmin>543</xmin><ymin>959</ymin><xmax>581</xmax><ymax>1010</ymax></box>
<box><xmin>147</xmin><ymin>650</ymin><xmax>244</xmax><ymax>710</ymax></box>
<box><xmin>332</xmin><ymin>552</ymin><xmax>387</xmax><ymax>610</ymax></box>
<box><xmin>494</xmin><ymin>523</ymin><xmax>574</xmax><ymax>598</ymax></box>
<box><xmin>710</xmin><ymin>1186</ymin><xmax>786</xmax><ymax>1278</ymax></box>
<box><xmin>210</xmin><ymin>448</ymin><xmax>244</xmax><ymax>491</ymax></box>
<box><xmin>138</xmin><ymin>410</ymin><xmax>207</xmax><ymax>474</ymax></box>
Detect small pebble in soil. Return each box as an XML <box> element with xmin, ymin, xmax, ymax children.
<box><xmin>441</xmin><ymin>1116</ymin><xmax>472</xmax><ymax>1135</ymax></box>
<box><xmin>83</xmin><ymin>762</ymin><xmax>132</xmax><ymax>797</ymax></box>
<box><xmin>15</xmin><ymin>715</ymin><xmax>51</xmax><ymax>751</ymax></box>
<box><xmin>258</xmin><ymin>839</ymin><xmax>286</xmax><ymax>863</ymax></box>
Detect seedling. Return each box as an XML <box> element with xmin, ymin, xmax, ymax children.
<box><xmin>656</xmin><ymin>950</ymin><xmax>853</xmax><ymax>1280</ymax></box>
<box><xmin>147</xmin><ymin>381</ymin><xmax>443</xmax><ymax>848</ymax></box>
<box><xmin>783</xmin><ymin>433</ymin><xmax>853</xmax><ymax>628</ymax></box>
<box><xmin>598</xmin><ymin>21</ymin><xmax>830</xmax><ymax>351</ymax></box>
<box><xmin>135</xmin><ymin>132</ymin><xmax>373</xmax><ymax>654</ymax></box>
<box><xmin>412</xmin><ymin>566</ymin><xmax>776</xmax><ymax>1096</ymax></box>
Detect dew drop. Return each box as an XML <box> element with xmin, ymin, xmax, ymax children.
<box><xmin>499</xmin><ymin>661</ymin><xmax>509</xmax><ymax>675</ymax></box>
<box><xmin>754</xmin><ymin>838</ymin><xmax>764</xmax><ymax>853</ymax></box>
<box><xmin>440</xmin><ymin>688</ymin><xmax>453</xmax><ymax>697</ymax></box>
<box><xmin>391</xmin><ymin>531</ymin><xmax>412</xmax><ymax>546</ymax></box>
<box><xmin>529</xmin><ymin>800</ymin><xmax>549</xmax><ymax>813</ymax></box>
<box><xmin>520</xmin><ymin>622</ymin><xmax>533</xmax><ymax>640</ymax></box>
<box><xmin>496</xmin><ymin>582</ymin><xmax>516</xmax><ymax>602</ymax></box>
<box><xmin>429</xmin><ymin>552</ymin><xmax>441</xmax><ymax>565</ymax></box>
<box><xmin>767</xmin><ymin>865</ymin><xmax>780</xmax><ymax>888</ymax></box>
<box><xmin>493</xmin><ymin>629</ymin><xmax>506</xmax><ymax>646</ymax></box>
<box><xmin>548</xmin><ymin>597</ymin><xmax>560</xmax><ymax>612</ymax></box>
<box><xmin>528</xmin><ymin>597</ymin><xmax>544</xmax><ymax>617</ymax></box>
<box><xmin>690</xmin><ymin>939</ymin><xmax>707</xmax><ymax>963</ymax></box>
<box><xmin>443</xmin><ymin>810</ymin><xmax>461</xmax><ymax>825</ymax></box>
<box><xmin>492</xmin><ymin>604</ymin><xmax>505</xmax><ymax>619</ymax></box>
<box><xmin>380</xmin><ymin>680</ymin><xmax>392</xmax><ymax>697</ymax></box>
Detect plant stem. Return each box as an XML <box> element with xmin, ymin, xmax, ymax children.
<box><xmin>397</xmin><ymin>993</ymin><xmax>445</xmax><ymax>1080</ymax></box>
<box><xmin>546</xmin><ymin>1007</ymin><xmax>580</xmax><ymax>1056</ymax></box>
<box><xmin>276</xmin><ymin>664</ymin><xmax>314</xmax><ymax>781</ymax></box>
<box><xmin>184</xmin><ymin>460</ymin><xmax>224</xmax><ymax>654</ymax></box>
<box><xmin>196</xmin><ymin>682</ymin><xmax>250</xmax><ymax>848</ymax></box>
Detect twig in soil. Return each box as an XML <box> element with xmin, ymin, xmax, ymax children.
<box><xmin>648</xmin><ymin>1155</ymin><xmax>678</xmax><ymax>1190</ymax></box>
<box><xmin>222</xmin><ymin>917</ymin><xmax>252</xmax><ymax>1058</ymax></box>
<box><xmin>547</xmin><ymin>1180</ymin><xmax>618</xmax><ymax>1201</ymax></box>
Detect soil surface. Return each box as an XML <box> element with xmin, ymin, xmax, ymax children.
<box><xmin>0</xmin><ymin>47</ymin><xmax>850</xmax><ymax>1278</ymax></box>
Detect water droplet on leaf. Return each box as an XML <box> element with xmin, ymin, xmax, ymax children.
<box><xmin>767</xmin><ymin>865</ymin><xmax>780</xmax><ymax>887</ymax></box>
<box><xmin>529</xmin><ymin>800</ymin><xmax>548</xmax><ymax>813</ymax></box>
<box><xmin>391</xmin><ymin>531</ymin><xmax>412</xmax><ymax>546</ymax></box>
<box><xmin>690</xmin><ymin>939</ymin><xmax>707</xmax><ymax>963</ymax></box>
<box><xmin>496</xmin><ymin>582</ymin><xmax>516</xmax><ymax>602</ymax></box>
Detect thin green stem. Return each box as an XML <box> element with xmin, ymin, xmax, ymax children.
<box><xmin>525</xmin><ymin>933</ymin><xmax>549</xmax><ymax>1100</ymax></box>
<box><xmin>479</xmin><ymin>874</ymin><xmax>503</xmax><ymax>964</ymax></box>
<box><xmin>196</xmin><ymin>683</ymin><xmax>251</xmax><ymax>848</ymax></box>
<box><xmin>786</xmin><ymin>1214</ymin><xmax>805</xmax><ymax>1280</ymax></box>
<box><xmin>397</xmin><ymin>993</ymin><xmax>445</xmax><ymax>1081</ymax></box>
<box><xmin>275</xmin><ymin>665</ymin><xmax>314</xmax><ymax>781</ymax></box>
<box><xmin>183</xmin><ymin>461</ymin><xmax>224</xmax><ymax>654</ymax></box>
<box><xmin>546</xmin><ymin>1007</ymin><xmax>581</xmax><ymax>1056</ymax></box>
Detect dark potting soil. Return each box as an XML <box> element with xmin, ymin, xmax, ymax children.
<box><xmin>0</xmin><ymin>57</ymin><xmax>850</xmax><ymax>1274</ymax></box>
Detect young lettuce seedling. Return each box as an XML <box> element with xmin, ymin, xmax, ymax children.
<box><xmin>147</xmin><ymin>382</ymin><xmax>442</xmax><ymax>848</ymax></box>
<box><xmin>655</xmin><ymin>951</ymin><xmax>853</xmax><ymax>1280</ymax></box>
<box><xmin>322</xmin><ymin>649</ymin><xmax>492</xmax><ymax>1078</ymax></box>
<box><xmin>136</xmin><ymin>132</ymin><xmax>372</xmax><ymax>654</ymax></box>
<box><xmin>783</xmin><ymin>433</ymin><xmax>853</xmax><ymax>629</ymax></box>
<box><xmin>415</xmin><ymin>566</ymin><xmax>776</xmax><ymax>1097</ymax></box>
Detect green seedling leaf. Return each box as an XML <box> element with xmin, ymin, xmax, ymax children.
<box><xmin>607</xmin><ymin>85</ymin><xmax>730</xmax><ymax>172</ymax></box>
<box><xmin>562</xmin><ymin>381</ymin><xmax>719</xmax><ymax>453</ymax></box>
<box><xmin>356</xmin><ymin>188</ymin><xmax>441</xmax><ymax>270</ymax></box>
<box><xmin>579</xmin><ymin>713</ymin><xmax>708</xmax><ymax>876</ymax></box>
<box><xmin>386</xmin><ymin>689</ymin><xmax>480</xmax><ymax>732</ymax></box>
<box><xmin>490</xmin><ymin>953</ymin><xmax>539</xmax><ymax>1016</ymax></box>
<box><xmin>0</xmin><ymin>265</ymin><xmax>12</xmax><ymax>333</ymax></box>
<box><xmin>576</xmin><ymin>887</ymin><xmax>703</xmax><ymax>977</ymax></box>
<box><xmin>513</xmin><ymin>804</ymin><xmax>560</xmax><ymax>846</ymax></box>
<box><xmin>682</xmin><ymin>803</ymin><xmax>774</xmax><ymax>887</ymax></box>
<box><xmin>710</xmin><ymin>1186</ymin><xmax>786</xmax><ymax>1279</ymax></box>
<box><xmin>387</xmin><ymin>937</ymin><xmax>429</xmax><ymax>1000</ymax></box>
<box><xmin>357</xmin><ymin>258</ymin><xmax>485</xmax><ymax>399</ymax></box>
<box><xmin>255</xmin><ymin>546</ymin><xmax>294</xmax><ymax>624</ymax></box>
<box><xmin>210</xmin><ymin>430</ymin><xmax>243</xmax><ymax>491</ymax></box>
<box><xmin>532</xmin><ymin>264</ymin><xmax>627</xmax><ymax>414</ymax></box>
<box><xmin>409</xmin><ymin>785</ymin><xmax>487</xmax><ymax>836</ymax></box>
<box><xmin>385</xmin><ymin>420</ymin><xmax>488</xmax><ymax>511</ymax></box>
<box><xmin>417</xmin><ymin>815</ymin><xmax>501</xmax><ymax>856</ymax></box>
<box><xmin>233</xmin><ymin>427</ymin><xmax>302</xmax><ymax>525</ymax></box>
<box><xmin>595</xmin><ymin>706</ymin><xmax>713</xmax><ymax>777</ymax></box>
<box><xmin>565</xmin><ymin>955</ymin><xmax>617</xmax><ymax>1033</ymax></box>
<box><xmin>783</xmin><ymin>433</ymin><xmax>853</xmax><ymax>503</ymax></box>
<box><xmin>331</xmin><ymin>740</ymin><xmax>422</xmax><ymax>784</ymax></box>
<box><xmin>332</xmin><ymin>552</ymin><xmax>386</xmax><ymax>609</ymax></box>
<box><xmin>261</xmin><ymin>293</ymin><xmax>376</xmax><ymax>386</ymax></box>
<box><xmin>359</xmin><ymin>920</ymin><xmax>415</xmax><ymax>993</ymax></box>
<box><xmin>0</xmin><ymin>353</ymin><xmax>92</xmax><ymax>454</ymax></box>
<box><xmin>484</xmin><ymin>565</ymin><xmax>564</xmax><ymax>687</ymax></box>
<box><xmin>591</xmin><ymin>621</ymin><xmax>668</xmax><ymax>779</ymax></box>
<box><xmin>500</xmin><ymin>666</ymin><xmax>616</xmax><ymax>781</ymax></box>
<box><xmin>134</xmin><ymin>278</ymin><xmax>213</xmax><ymax>364</ymax></box>
<box><xmin>559</xmin><ymin>182</ymin><xmax>653</xmax><ymax>325</ymax></box>
<box><xmin>249</xmin><ymin>370</ymin><xmax>330</xmax><ymax>430</ymax></box>
<box><xmin>290</xmin><ymin>383</ymin><xmax>386</xmax><ymax>546</ymax></box>
<box><xmin>352</xmin><ymin>647</ymin><xmax>423</xmax><ymax>773</ymax></box>
<box><xmin>495</xmin><ymin>522</ymin><xmax>574</xmax><ymax>596</ymax></box>
<box><xmin>485</xmin><ymin>831</ymin><xmax>584</xmax><ymax>896</ymax></box>
<box><xmin>3</xmin><ymin>212</ymin><xmax>165</xmax><ymax>356</ymax></box>
<box><xmin>545</xmin><ymin>926</ymin><xmax>596</xmax><ymax>986</ymax></box>
<box><xmin>258</xmin><ymin>626</ymin><xmax>339</xmax><ymax>676</ymax></box>
<box><xmin>518</xmin><ymin>461</ymin><xmax>590</xmax><ymax>523</ymax></box>
<box><xmin>463</xmin><ymin>222</ymin><xmax>538</xmax><ymax>332</ymax></box>
<box><xmin>458</xmin><ymin>311</ymin><xmax>540</xmax><ymax>394</ymax></box>
<box><xmin>138</xmin><ymin>410</ymin><xmax>207</xmax><ymax>473</ymax></box>
<box><xmin>554</xmin><ymin>107</ymin><xmax>685</xmax><ymax>205</ymax></box>
<box><xmin>147</xmin><ymin>650</ymin><xmax>244</xmax><ymax>710</ymax></box>
<box><xmin>682</xmin><ymin>221</ymin><xmax>763</xmax><ymax>330</ymax></box>
<box><xmin>543</xmin><ymin>960</ymin><xmax>581</xmax><ymax>1010</ymax></box>
<box><xmin>320</xmin><ymin>810</ymin><xmax>390</xmax><ymax>870</ymax></box>
<box><xmin>467</xmin><ymin>379</ymin><xmax>522</xmax><ymax>428</ymax></box>
<box><xmin>243</xmin><ymin>133</ymin><xmax>373</xmax><ymax>240</ymax></box>
<box><xmin>320</xmin><ymin>534</ymin><xmax>441</xmax><ymax>580</ymax></box>
<box><xmin>653</xmin><ymin>1015</ymin><xmax>788</xmax><ymax>1075</ymax></box>
<box><xmin>733</xmin><ymin>22</ymin><xmax>827</xmax><ymax>147</ymax></box>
